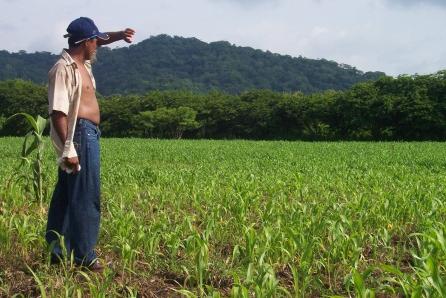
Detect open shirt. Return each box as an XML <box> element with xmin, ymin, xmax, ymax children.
<box><xmin>48</xmin><ymin>50</ymin><xmax>96</xmax><ymax>169</ymax></box>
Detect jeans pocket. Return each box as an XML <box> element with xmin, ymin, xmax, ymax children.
<box><xmin>86</xmin><ymin>127</ymin><xmax>98</xmax><ymax>138</ymax></box>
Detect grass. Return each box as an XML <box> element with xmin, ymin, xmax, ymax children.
<box><xmin>1</xmin><ymin>137</ymin><xmax>446</xmax><ymax>297</ymax></box>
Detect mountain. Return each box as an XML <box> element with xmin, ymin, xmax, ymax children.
<box><xmin>0</xmin><ymin>34</ymin><xmax>385</xmax><ymax>95</ymax></box>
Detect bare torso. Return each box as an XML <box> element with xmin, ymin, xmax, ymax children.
<box><xmin>76</xmin><ymin>63</ymin><xmax>100</xmax><ymax>124</ymax></box>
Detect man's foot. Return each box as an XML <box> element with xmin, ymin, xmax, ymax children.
<box><xmin>81</xmin><ymin>260</ymin><xmax>105</xmax><ymax>273</ymax></box>
<box><xmin>50</xmin><ymin>254</ymin><xmax>64</xmax><ymax>265</ymax></box>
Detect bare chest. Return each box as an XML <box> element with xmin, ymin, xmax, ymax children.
<box><xmin>77</xmin><ymin>65</ymin><xmax>94</xmax><ymax>93</ymax></box>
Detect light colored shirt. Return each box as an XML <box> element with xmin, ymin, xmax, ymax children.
<box><xmin>48</xmin><ymin>50</ymin><xmax>96</xmax><ymax>169</ymax></box>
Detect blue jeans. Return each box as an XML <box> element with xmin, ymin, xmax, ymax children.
<box><xmin>46</xmin><ymin>118</ymin><xmax>101</xmax><ymax>265</ymax></box>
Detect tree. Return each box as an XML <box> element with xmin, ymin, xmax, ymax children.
<box><xmin>0</xmin><ymin>80</ymin><xmax>47</xmax><ymax>136</ymax></box>
<box><xmin>139</xmin><ymin>106</ymin><xmax>200</xmax><ymax>139</ymax></box>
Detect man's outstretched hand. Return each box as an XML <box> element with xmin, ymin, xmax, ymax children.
<box><xmin>98</xmin><ymin>28</ymin><xmax>136</xmax><ymax>46</ymax></box>
<box><xmin>122</xmin><ymin>28</ymin><xmax>135</xmax><ymax>43</ymax></box>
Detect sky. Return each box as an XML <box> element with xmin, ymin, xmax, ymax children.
<box><xmin>0</xmin><ymin>0</ymin><xmax>445</xmax><ymax>76</ymax></box>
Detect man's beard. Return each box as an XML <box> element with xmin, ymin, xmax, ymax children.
<box><xmin>90</xmin><ymin>51</ymin><xmax>97</xmax><ymax>63</ymax></box>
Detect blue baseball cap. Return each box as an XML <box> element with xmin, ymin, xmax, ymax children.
<box><xmin>63</xmin><ymin>17</ymin><xmax>109</xmax><ymax>45</ymax></box>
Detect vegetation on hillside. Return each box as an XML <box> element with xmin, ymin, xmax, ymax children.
<box><xmin>0</xmin><ymin>35</ymin><xmax>384</xmax><ymax>95</ymax></box>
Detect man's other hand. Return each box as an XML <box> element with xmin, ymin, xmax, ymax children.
<box><xmin>122</xmin><ymin>28</ymin><xmax>135</xmax><ymax>43</ymax></box>
<box><xmin>64</xmin><ymin>156</ymin><xmax>80</xmax><ymax>174</ymax></box>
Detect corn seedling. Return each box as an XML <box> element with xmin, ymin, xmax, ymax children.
<box><xmin>6</xmin><ymin>113</ymin><xmax>48</xmax><ymax>208</ymax></box>
<box><xmin>1</xmin><ymin>140</ymin><xmax>446</xmax><ymax>296</ymax></box>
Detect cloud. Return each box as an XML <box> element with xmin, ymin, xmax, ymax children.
<box><xmin>0</xmin><ymin>0</ymin><xmax>445</xmax><ymax>75</ymax></box>
<box><xmin>213</xmin><ymin>0</ymin><xmax>275</xmax><ymax>4</ymax></box>
<box><xmin>386</xmin><ymin>0</ymin><xmax>446</xmax><ymax>8</ymax></box>
<box><xmin>0</xmin><ymin>21</ymin><xmax>15</xmax><ymax>31</ymax></box>
<box><xmin>211</xmin><ymin>0</ymin><xmax>279</xmax><ymax>8</ymax></box>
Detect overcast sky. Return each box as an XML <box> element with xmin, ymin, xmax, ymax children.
<box><xmin>1</xmin><ymin>0</ymin><xmax>445</xmax><ymax>76</ymax></box>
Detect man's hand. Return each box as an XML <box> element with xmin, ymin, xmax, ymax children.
<box><xmin>64</xmin><ymin>156</ymin><xmax>80</xmax><ymax>174</ymax></box>
<box><xmin>98</xmin><ymin>29</ymin><xmax>136</xmax><ymax>46</ymax></box>
<box><xmin>121</xmin><ymin>28</ymin><xmax>135</xmax><ymax>43</ymax></box>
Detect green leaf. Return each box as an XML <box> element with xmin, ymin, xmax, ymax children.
<box><xmin>246</xmin><ymin>262</ymin><xmax>254</xmax><ymax>283</ymax></box>
<box><xmin>7</xmin><ymin>113</ymin><xmax>37</xmax><ymax>132</ymax></box>
<box><xmin>36</xmin><ymin>115</ymin><xmax>47</xmax><ymax>135</ymax></box>
<box><xmin>21</xmin><ymin>131</ymin><xmax>33</xmax><ymax>157</ymax></box>
<box><xmin>352</xmin><ymin>269</ymin><xmax>365</xmax><ymax>293</ymax></box>
<box><xmin>173</xmin><ymin>289</ymin><xmax>197</xmax><ymax>298</ymax></box>
<box><xmin>380</xmin><ymin>264</ymin><xmax>404</xmax><ymax>276</ymax></box>
<box><xmin>434</xmin><ymin>229</ymin><xmax>446</xmax><ymax>252</ymax></box>
<box><xmin>24</xmin><ymin>136</ymin><xmax>39</xmax><ymax>157</ymax></box>
<box><xmin>25</xmin><ymin>264</ymin><xmax>47</xmax><ymax>298</ymax></box>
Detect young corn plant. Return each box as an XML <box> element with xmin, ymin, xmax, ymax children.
<box><xmin>379</xmin><ymin>226</ymin><xmax>446</xmax><ymax>296</ymax></box>
<box><xmin>184</xmin><ymin>231</ymin><xmax>210</xmax><ymax>295</ymax></box>
<box><xmin>230</xmin><ymin>273</ymin><xmax>250</xmax><ymax>298</ymax></box>
<box><xmin>26</xmin><ymin>264</ymin><xmax>47</xmax><ymax>298</ymax></box>
<box><xmin>6</xmin><ymin>113</ymin><xmax>48</xmax><ymax>208</ymax></box>
<box><xmin>349</xmin><ymin>268</ymin><xmax>376</xmax><ymax>298</ymax></box>
<box><xmin>410</xmin><ymin>227</ymin><xmax>446</xmax><ymax>296</ymax></box>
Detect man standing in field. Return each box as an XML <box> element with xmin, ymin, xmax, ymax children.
<box><xmin>46</xmin><ymin>17</ymin><xmax>135</xmax><ymax>272</ymax></box>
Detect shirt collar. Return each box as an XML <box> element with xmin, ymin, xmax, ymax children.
<box><xmin>61</xmin><ymin>49</ymin><xmax>76</xmax><ymax>66</ymax></box>
<box><xmin>61</xmin><ymin>49</ymin><xmax>92</xmax><ymax>68</ymax></box>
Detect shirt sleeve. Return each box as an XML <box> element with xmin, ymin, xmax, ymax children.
<box><xmin>48</xmin><ymin>64</ymin><xmax>70</xmax><ymax>115</ymax></box>
<box><xmin>62</xmin><ymin>142</ymin><xmax>77</xmax><ymax>158</ymax></box>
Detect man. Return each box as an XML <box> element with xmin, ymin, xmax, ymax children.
<box><xmin>45</xmin><ymin>17</ymin><xmax>135</xmax><ymax>272</ymax></box>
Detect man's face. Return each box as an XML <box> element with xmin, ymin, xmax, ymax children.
<box><xmin>84</xmin><ymin>38</ymin><xmax>98</xmax><ymax>62</ymax></box>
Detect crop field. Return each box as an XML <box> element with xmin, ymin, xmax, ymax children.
<box><xmin>0</xmin><ymin>138</ymin><xmax>446</xmax><ymax>297</ymax></box>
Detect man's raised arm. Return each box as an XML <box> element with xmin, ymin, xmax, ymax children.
<box><xmin>97</xmin><ymin>28</ymin><xmax>135</xmax><ymax>46</ymax></box>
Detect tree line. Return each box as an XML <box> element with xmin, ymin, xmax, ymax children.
<box><xmin>1</xmin><ymin>71</ymin><xmax>446</xmax><ymax>140</ymax></box>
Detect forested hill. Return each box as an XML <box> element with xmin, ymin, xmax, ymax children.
<box><xmin>0</xmin><ymin>34</ymin><xmax>385</xmax><ymax>95</ymax></box>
